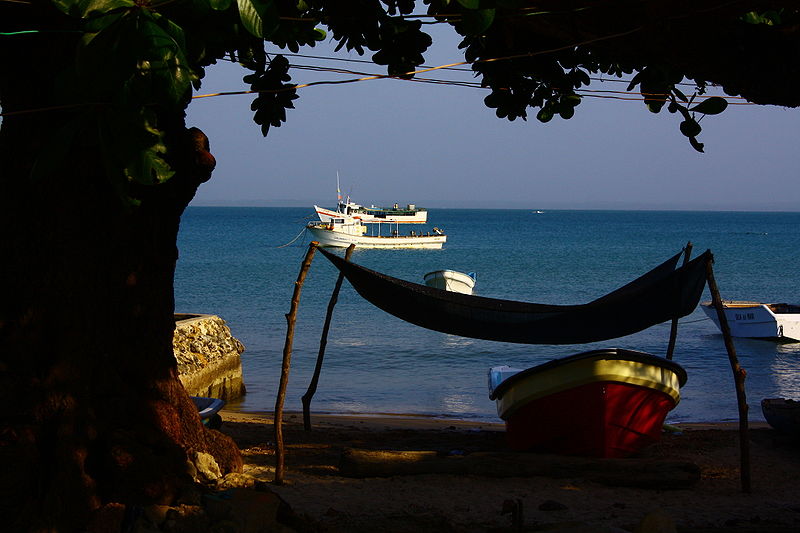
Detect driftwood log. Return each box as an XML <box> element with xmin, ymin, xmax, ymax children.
<box><xmin>340</xmin><ymin>448</ymin><xmax>700</xmax><ymax>490</ymax></box>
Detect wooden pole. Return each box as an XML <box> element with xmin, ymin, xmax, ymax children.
<box><xmin>274</xmin><ymin>241</ymin><xmax>318</xmax><ymax>484</ymax></box>
<box><xmin>666</xmin><ymin>242</ymin><xmax>693</xmax><ymax>360</ymax></box>
<box><xmin>302</xmin><ymin>244</ymin><xmax>356</xmax><ymax>430</ymax></box>
<box><xmin>705</xmin><ymin>254</ymin><xmax>751</xmax><ymax>493</ymax></box>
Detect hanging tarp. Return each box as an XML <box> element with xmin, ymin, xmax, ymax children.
<box><xmin>317</xmin><ymin>248</ymin><xmax>711</xmax><ymax>345</ymax></box>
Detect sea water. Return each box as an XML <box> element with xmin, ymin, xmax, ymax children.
<box><xmin>175</xmin><ymin>207</ymin><xmax>800</xmax><ymax>423</ymax></box>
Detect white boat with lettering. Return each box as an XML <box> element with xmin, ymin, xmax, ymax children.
<box><xmin>700</xmin><ymin>300</ymin><xmax>800</xmax><ymax>342</ymax></box>
<box><xmin>307</xmin><ymin>218</ymin><xmax>446</xmax><ymax>249</ymax></box>
<box><xmin>423</xmin><ymin>270</ymin><xmax>476</xmax><ymax>294</ymax></box>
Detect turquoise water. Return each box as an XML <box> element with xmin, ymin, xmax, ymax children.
<box><xmin>175</xmin><ymin>207</ymin><xmax>800</xmax><ymax>423</ymax></box>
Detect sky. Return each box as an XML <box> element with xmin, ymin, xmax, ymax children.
<box><xmin>186</xmin><ymin>24</ymin><xmax>800</xmax><ymax>211</ymax></box>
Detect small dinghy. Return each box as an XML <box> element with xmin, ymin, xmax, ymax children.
<box><xmin>761</xmin><ymin>398</ymin><xmax>800</xmax><ymax>437</ymax></box>
<box><xmin>423</xmin><ymin>269</ymin><xmax>476</xmax><ymax>295</ymax></box>
<box><xmin>488</xmin><ymin>348</ymin><xmax>687</xmax><ymax>458</ymax></box>
<box><xmin>191</xmin><ymin>396</ymin><xmax>225</xmax><ymax>429</ymax></box>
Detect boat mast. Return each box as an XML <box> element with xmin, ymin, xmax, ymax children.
<box><xmin>336</xmin><ymin>171</ymin><xmax>342</xmax><ymax>212</ymax></box>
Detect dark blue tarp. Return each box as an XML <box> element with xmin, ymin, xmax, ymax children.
<box><xmin>318</xmin><ymin>247</ymin><xmax>711</xmax><ymax>345</ymax></box>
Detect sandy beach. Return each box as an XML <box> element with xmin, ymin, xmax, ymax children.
<box><xmin>211</xmin><ymin>409</ymin><xmax>800</xmax><ymax>532</ymax></box>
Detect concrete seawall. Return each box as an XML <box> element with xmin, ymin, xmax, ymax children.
<box><xmin>174</xmin><ymin>313</ymin><xmax>246</xmax><ymax>400</ymax></box>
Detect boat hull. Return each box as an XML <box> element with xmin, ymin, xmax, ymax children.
<box><xmin>761</xmin><ymin>398</ymin><xmax>800</xmax><ymax>436</ymax></box>
<box><xmin>489</xmin><ymin>349</ymin><xmax>686</xmax><ymax>458</ymax></box>
<box><xmin>701</xmin><ymin>301</ymin><xmax>800</xmax><ymax>341</ymax></box>
<box><xmin>423</xmin><ymin>270</ymin><xmax>476</xmax><ymax>294</ymax></box>
<box><xmin>191</xmin><ymin>396</ymin><xmax>225</xmax><ymax>428</ymax></box>
<box><xmin>308</xmin><ymin>225</ymin><xmax>446</xmax><ymax>249</ymax></box>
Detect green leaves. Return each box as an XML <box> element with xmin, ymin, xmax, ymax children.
<box><xmin>627</xmin><ymin>66</ymin><xmax>678</xmax><ymax>114</ymax></box>
<box><xmin>47</xmin><ymin>3</ymin><xmax>200</xmax><ymax>199</ymax></box>
<box><xmin>247</xmin><ymin>55</ymin><xmax>299</xmax><ymax>136</ymax></box>
<box><xmin>94</xmin><ymin>106</ymin><xmax>175</xmax><ymax>190</ymax></box>
<box><xmin>741</xmin><ymin>10</ymin><xmax>783</xmax><ymax>26</ymax></box>
<box><xmin>237</xmin><ymin>0</ymin><xmax>280</xmax><ymax>39</ymax></box>
<box><xmin>72</xmin><ymin>7</ymin><xmax>198</xmax><ymax>106</ymax></box>
<box><xmin>52</xmin><ymin>0</ymin><xmax>134</xmax><ymax>18</ymax></box>
<box><xmin>532</xmin><ymin>93</ymin><xmax>580</xmax><ymax>122</ymax></box>
<box><xmin>626</xmin><ymin>65</ymin><xmax>729</xmax><ymax>153</ymax></box>
<box><xmin>269</xmin><ymin>17</ymin><xmax>327</xmax><ymax>53</ymax></box>
<box><xmin>535</xmin><ymin>102</ymin><xmax>554</xmax><ymax>123</ymax></box>
<box><xmin>689</xmin><ymin>96</ymin><xmax>728</xmax><ymax>115</ymax></box>
<box><xmin>454</xmin><ymin>9</ymin><xmax>495</xmax><ymax>35</ymax></box>
<box><xmin>208</xmin><ymin>0</ymin><xmax>233</xmax><ymax>10</ymax></box>
<box><xmin>679</xmin><ymin>118</ymin><xmax>701</xmax><ymax>138</ymax></box>
<box><xmin>672</xmin><ymin>96</ymin><xmax>729</xmax><ymax>153</ymax></box>
<box><xmin>372</xmin><ymin>18</ymin><xmax>432</xmax><ymax>78</ymax></box>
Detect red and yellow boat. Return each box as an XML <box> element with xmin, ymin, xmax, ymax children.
<box><xmin>488</xmin><ymin>348</ymin><xmax>687</xmax><ymax>458</ymax></box>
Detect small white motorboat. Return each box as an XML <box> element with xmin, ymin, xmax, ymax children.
<box><xmin>700</xmin><ymin>301</ymin><xmax>800</xmax><ymax>342</ymax></box>
<box><xmin>423</xmin><ymin>269</ymin><xmax>476</xmax><ymax>294</ymax></box>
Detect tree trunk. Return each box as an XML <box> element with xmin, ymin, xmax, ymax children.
<box><xmin>0</xmin><ymin>7</ymin><xmax>241</xmax><ymax>532</ymax></box>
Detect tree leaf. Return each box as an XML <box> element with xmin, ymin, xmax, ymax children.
<box><xmin>558</xmin><ymin>104</ymin><xmax>575</xmax><ymax>120</ymax></box>
<box><xmin>456</xmin><ymin>0</ymin><xmax>480</xmax><ymax>8</ymax></box>
<box><xmin>536</xmin><ymin>106</ymin><xmax>554</xmax><ymax>123</ymax></box>
<box><xmin>689</xmin><ymin>96</ymin><xmax>728</xmax><ymax>115</ymax></box>
<box><xmin>741</xmin><ymin>10</ymin><xmax>782</xmax><ymax>26</ymax></box>
<box><xmin>237</xmin><ymin>0</ymin><xmax>280</xmax><ymax>39</ymax></box>
<box><xmin>679</xmin><ymin>118</ymin><xmax>702</xmax><ymax>138</ymax></box>
<box><xmin>130</xmin><ymin>13</ymin><xmax>195</xmax><ymax>108</ymax></box>
<box><xmin>626</xmin><ymin>71</ymin><xmax>642</xmax><ymax>92</ymax></box>
<box><xmin>689</xmin><ymin>136</ymin><xmax>705</xmax><ymax>153</ymax></box>
<box><xmin>248</xmin><ymin>55</ymin><xmax>298</xmax><ymax>136</ymax></box>
<box><xmin>573</xmin><ymin>68</ymin><xmax>591</xmax><ymax>88</ymax></box>
<box><xmin>208</xmin><ymin>0</ymin><xmax>232</xmax><ymax>10</ymax></box>
<box><xmin>455</xmin><ymin>9</ymin><xmax>495</xmax><ymax>35</ymax></box>
<box><xmin>641</xmin><ymin>80</ymin><xmax>667</xmax><ymax>113</ymax></box>
<box><xmin>560</xmin><ymin>94</ymin><xmax>581</xmax><ymax>107</ymax></box>
<box><xmin>52</xmin><ymin>0</ymin><xmax>134</xmax><ymax>18</ymax></box>
<box><xmin>672</xmin><ymin>87</ymin><xmax>688</xmax><ymax>103</ymax></box>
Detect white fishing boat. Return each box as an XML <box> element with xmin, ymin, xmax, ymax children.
<box><xmin>307</xmin><ymin>219</ymin><xmax>446</xmax><ymax>249</ymax></box>
<box><xmin>423</xmin><ymin>270</ymin><xmax>476</xmax><ymax>294</ymax></box>
<box><xmin>700</xmin><ymin>300</ymin><xmax>800</xmax><ymax>342</ymax></box>
<box><xmin>314</xmin><ymin>173</ymin><xmax>428</xmax><ymax>224</ymax></box>
<box><xmin>315</xmin><ymin>200</ymin><xmax>427</xmax><ymax>224</ymax></box>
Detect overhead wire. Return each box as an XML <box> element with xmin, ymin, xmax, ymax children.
<box><xmin>192</xmin><ymin>24</ymin><xmax>749</xmax><ymax>103</ymax></box>
<box><xmin>194</xmin><ymin>56</ymin><xmax>750</xmax><ymax>106</ymax></box>
<box><xmin>288</xmin><ymin>62</ymin><xmax>752</xmax><ymax>106</ymax></box>
<box><xmin>1</xmin><ymin>21</ymin><xmax>755</xmax><ymax>118</ymax></box>
<box><xmin>282</xmin><ymin>52</ymin><xmax>716</xmax><ymax>89</ymax></box>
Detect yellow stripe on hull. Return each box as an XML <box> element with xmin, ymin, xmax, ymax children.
<box><xmin>495</xmin><ymin>356</ymin><xmax>683</xmax><ymax>420</ymax></box>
